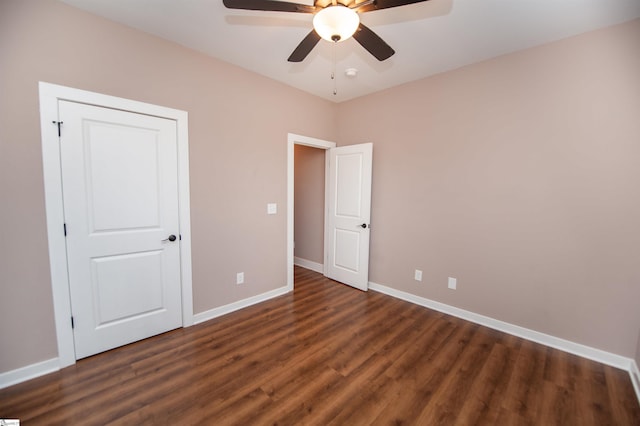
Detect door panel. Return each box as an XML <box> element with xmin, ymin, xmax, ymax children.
<box><xmin>333</xmin><ymin>229</ymin><xmax>361</xmax><ymax>272</ymax></box>
<box><xmin>335</xmin><ymin>153</ymin><xmax>363</xmax><ymax>217</ymax></box>
<box><xmin>91</xmin><ymin>251</ymin><xmax>165</xmax><ymax>325</ymax></box>
<box><xmin>86</xmin><ymin>125</ymin><xmax>161</xmax><ymax>231</ymax></box>
<box><xmin>59</xmin><ymin>100</ymin><xmax>182</xmax><ymax>359</ymax></box>
<box><xmin>326</xmin><ymin>143</ymin><xmax>373</xmax><ymax>291</ymax></box>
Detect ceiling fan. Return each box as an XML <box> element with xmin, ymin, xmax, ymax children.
<box><xmin>223</xmin><ymin>0</ymin><xmax>431</xmax><ymax>62</ymax></box>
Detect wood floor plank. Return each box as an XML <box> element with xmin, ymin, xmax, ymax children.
<box><xmin>416</xmin><ymin>327</ymin><xmax>497</xmax><ymax>419</ymax></box>
<box><xmin>327</xmin><ymin>365</ymin><xmax>404</xmax><ymax>426</ymax></box>
<box><xmin>305</xmin><ymin>353</ymin><xmax>394</xmax><ymax>425</ymax></box>
<box><xmin>1</xmin><ymin>266</ymin><xmax>638</xmax><ymax>425</ymax></box>
<box><xmin>369</xmin><ymin>321</ymin><xmax>479</xmax><ymax>424</ymax></box>
<box><xmin>575</xmin><ymin>356</ymin><xmax>617</xmax><ymax>425</ymax></box>
<box><xmin>500</xmin><ymin>339</ymin><xmax>548</xmax><ymax>422</ymax></box>
<box><xmin>604</xmin><ymin>365</ymin><xmax>640</xmax><ymax>425</ymax></box>
<box><xmin>453</xmin><ymin>341</ymin><xmax>519</xmax><ymax>425</ymax></box>
<box><xmin>536</xmin><ymin>381</ymin><xmax>577</xmax><ymax>426</ymax></box>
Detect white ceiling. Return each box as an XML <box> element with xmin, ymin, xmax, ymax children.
<box><xmin>60</xmin><ymin>0</ymin><xmax>640</xmax><ymax>102</ymax></box>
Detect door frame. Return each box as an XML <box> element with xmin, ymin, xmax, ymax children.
<box><xmin>287</xmin><ymin>133</ymin><xmax>335</xmax><ymax>290</ymax></box>
<box><xmin>39</xmin><ymin>82</ymin><xmax>194</xmax><ymax>368</ymax></box>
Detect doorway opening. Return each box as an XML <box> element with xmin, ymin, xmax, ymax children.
<box><xmin>294</xmin><ymin>144</ymin><xmax>327</xmax><ymax>274</ymax></box>
<box><xmin>287</xmin><ymin>134</ymin><xmax>373</xmax><ymax>292</ymax></box>
<box><xmin>286</xmin><ymin>134</ymin><xmax>335</xmax><ymax>291</ymax></box>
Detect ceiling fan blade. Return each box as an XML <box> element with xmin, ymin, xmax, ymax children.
<box><xmin>354</xmin><ymin>0</ymin><xmax>429</xmax><ymax>13</ymax></box>
<box><xmin>223</xmin><ymin>0</ymin><xmax>316</xmax><ymax>13</ymax></box>
<box><xmin>352</xmin><ymin>23</ymin><xmax>395</xmax><ymax>61</ymax></box>
<box><xmin>288</xmin><ymin>30</ymin><xmax>322</xmax><ymax>62</ymax></box>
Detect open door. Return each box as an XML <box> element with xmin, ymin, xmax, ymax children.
<box><xmin>325</xmin><ymin>143</ymin><xmax>373</xmax><ymax>291</ymax></box>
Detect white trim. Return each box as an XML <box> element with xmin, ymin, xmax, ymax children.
<box><xmin>193</xmin><ymin>286</ymin><xmax>290</xmax><ymax>325</ymax></box>
<box><xmin>630</xmin><ymin>360</ymin><xmax>640</xmax><ymax>405</ymax></box>
<box><xmin>40</xmin><ymin>83</ymin><xmax>75</xmax><ymax>368</ymax></box>
<box><xmin>176</xmin><ymin>111</ymin><xmax>194</xmax><ymax>327</ymax></box>
<box><xmin>323</xmin><ymin>151</ymin><xmax>331</xmax><ymax>277</ymax></box>
<box><xmin>369</xmin><ymin>280</ymin><xmax>634</xmax><ymax>371</ymax></box>
<box><xmin>294</xmin><ymin>257</ymin><xmax>324</xmax><ymax>274</ymax></box>
<box><xmin>287</xmin><ymin>133</ymin><xmax>336</xmax><ymax>291</ymax></box>
<box><xmin>0</xmin><ymin>358</ymin><xmax>59</xmax><ymax>390</ymax></box>
<box><xmin>39</xmin><ymin>82</ymin><xmax>194</xmax><ymax>368</ymax></box>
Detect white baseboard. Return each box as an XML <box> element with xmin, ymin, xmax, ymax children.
<box><xmin>630</xmin><ymin>360</ymin><xmax>640</xmax><ymax>405</ymax></box>
<box><xmin>193</xmin><ymin>286</ymin><xmax>290</xmax><ymax>325</ymax></box>
<box><xmin>0</xmin><ymin>358</ymin><xmax>59</xmax><ymax>390</ymax></box>
<box><xmin>294</xmin><ymin>257</ymin><xmax>324</xmax><ymax>274</ymax></box>
<box><xmin>368</xmin><ymin>281</ymin><xmax>633</xmax><ymax>372</ymax></box>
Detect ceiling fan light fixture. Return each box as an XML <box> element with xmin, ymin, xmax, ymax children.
<box><xmin>313</xmin><ymin>5</ymin><xmax>360</xmax><ymax>43</ymax></box>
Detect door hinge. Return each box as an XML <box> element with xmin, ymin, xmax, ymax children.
<box><xmin>52</xmin><ymin>121</ymin><xmax>63</xmax><ymax>137</ymax></box>
<box><xmin>63</xmin><ymin>223</ymin><xmax>67</xmax><ymax>236</ymax></box>
<box><xmin>71</xmin><ymin>316</ymin><xmax>74</xmax><ymax>329</ymax></box>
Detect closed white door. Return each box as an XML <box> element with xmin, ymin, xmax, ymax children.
<box><xmin>325</xmin><ymin>143</ymin><xmax>373</xmax><ymax>291</ymax></box>
<box><xmin>59</xmin><ymin>100</ymin><xmax>183</xmax><ymax>359</ymax></box>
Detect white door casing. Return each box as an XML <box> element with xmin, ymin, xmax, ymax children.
<box><xmin>40</xmin><ymin>82</ymin><xmax>193</xmax><ymax>367</ymax></box>
<box><xmin>59</xmin><ymin>101</ymin><xmax>183</xmax><ymax>359</ymax></box>
<box><xmin>325</xmin><ymin>143</ymin><xmax>373</xmax><ymax>291</ymax></box>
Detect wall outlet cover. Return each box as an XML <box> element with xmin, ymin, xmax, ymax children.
<box><xmin>448</xmin><ymin>277</ymin><xmax>457</xmax><ymax>290</ymax></box>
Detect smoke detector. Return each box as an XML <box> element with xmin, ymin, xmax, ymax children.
<box><xmin>344</xmin><ymin>68</ymin><xmax>358</xmax><ymax>78</ymax></box>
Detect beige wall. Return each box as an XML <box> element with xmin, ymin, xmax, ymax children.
<box><xmin>636</xmin><ymin>329</ymin><xmax>640</xmax><ymax>368</ymax></box>
<box><xmin>294</xmin><ymin>145</ymin><xmax>325</xmax><ymax>264</ymax></box>
<box><xmin>336</xmin><ymin>19</ymin><xmax>640</xmax><ymax>358</ymax></box>
<box><xmin>0</xmin><ymin>0</ymin><xmax>336</xmax><ymax>373</ymax></box>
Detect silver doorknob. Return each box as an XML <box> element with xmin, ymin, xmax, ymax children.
<box><xmin>162</xmin><ymin>234</ymin><xmax>177</xmax><ymax>242</ymax></box>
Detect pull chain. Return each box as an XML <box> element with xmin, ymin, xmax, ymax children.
<box><xmin>331</xmin><ymin>41</ymin><xmax>337</xmax><ymax>96</ymax></box>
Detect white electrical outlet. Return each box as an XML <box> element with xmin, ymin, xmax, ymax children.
<box><xmin>448</xmin><ymin>277</ymin><xmax>457</xmax><ymax>290</ymax></box>
<box><xmin>267</xmin><ymin>203</ymin><xmax>277</xmax><ymax>215</ymax></box>
<box><xmin>236</xmin><ymin>272</ymin><xmax>244</xmax><ymax>284</ymax></box>
<box><xmin>414</xmin><ymin>269</ymin><xmax>423</xmax><ymax>281</ymax></box>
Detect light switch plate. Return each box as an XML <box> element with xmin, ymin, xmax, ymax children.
<box><xmin>267</xmin><ymin>203</ymin><xmax>277</xmax><ymax>215</ymax></box>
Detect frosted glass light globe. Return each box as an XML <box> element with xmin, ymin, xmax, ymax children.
<box><xmin>313</xmin><ymin>5</ymin><xmax>360</xmax><ymax>42</ymax></box>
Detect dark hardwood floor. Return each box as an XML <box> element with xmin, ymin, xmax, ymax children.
<box><xmin>2</xmin><ymin>267</ymin><xmax>639</xmax><ymax>425</ymax></box>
